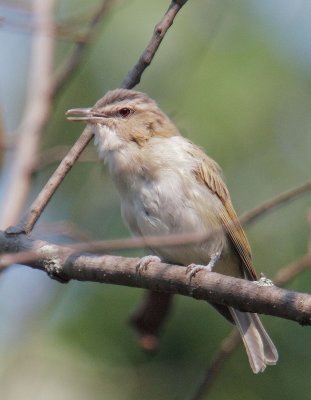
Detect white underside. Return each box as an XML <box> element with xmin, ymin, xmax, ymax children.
<box><xmin>93</xmin><ymin>128</ymin><xmax>230</xmax><ymax>267</ymax></box>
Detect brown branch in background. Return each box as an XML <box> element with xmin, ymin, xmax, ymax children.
<box><xmin>36</xmin><ymin>220</ymin><xmax>94</xmax><ymax>242</ymax></box>
<box><xmin>0</xmin><ymin>0</ymin><xmax>56</xmax><ymax>230</ymax></box>
<box><xmin>12</xmin><ymin>0</ymin><xmax>189</xmax><ymax>235</ymax></box>
<box><xmin>17</xmin><ymin>179</ymin><xmax>308</xmax><ymax>251</ymax></box>
<box><xmin>38</xmin><ymin>145</ymin><xmax>98</xmax><ymax>170</ymax></box>
<box><xmin>51</xmin><ymin>0</ymin><xmax>115</xmax><ymax>97</ymax></box>
<box><xmin>121</xmin><ymin>0</ymin><xmax>189</xmax><ymax>89</ymax></box>
<box><xmin>129</xmin><ymin>291</ymin><xmax>174</xmax><ymax>351</ymax></box>
<box><xmin>240</xmin><ymin>180</ymin><xmax>311</xmax><ymax>226</ymax></box>
<box><xmin>273</xmin><ymin>254</ymin><xmax>311</xmax><ymax>287</ymax></box>
<box><xmin>189</xmin><ymin>330</ymin><xmax>241</xmax><ymax>400</ymax></box>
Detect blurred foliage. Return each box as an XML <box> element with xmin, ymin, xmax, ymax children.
<box><xmin>0</xmin><ymin>0</ymin><xmax>311</xmax><ymax>399</ymax></box>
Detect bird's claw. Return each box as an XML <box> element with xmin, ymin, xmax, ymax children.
<box><xmin>136</xmin><ymin>255</ymin><xmax>161</xmax><ymax>275</ymax></box>
<box><xmin>186</xmin><ymin>252</ymin><xmax>220</xmax><ymax>280</ymax></box>
<box><xmin>254</xmin><ymin>274</ymin><xmax>274</xmax><ymax>287</ymax></box>
<box><xmin>186</xmin><ymin>263</ymin><xmax>211</xmax><ymax>280</ymax></box>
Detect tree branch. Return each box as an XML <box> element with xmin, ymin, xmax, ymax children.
<box><xmin>0</xmin><ymin>231</ymin><xmax>311</xmax><ymax>325</ymax></box>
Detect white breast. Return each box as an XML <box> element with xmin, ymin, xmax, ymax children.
<box><xmin>117</xmin><ymin>136</ymin><xmax>229</xmax><ymax>265</ymax></box>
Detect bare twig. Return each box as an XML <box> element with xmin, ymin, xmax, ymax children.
<box><xmin>38</xmin><ymin>145</ymin><xmax>98</xmax><ymax>170</ymax></box>
<box><xmin>240</xmin><ymin>180</ymin><xmax>311</xmax><ymax>225</ymax></box>
<box><xmin>189</xmin><ymin>330</ymin><xmax>241</xmax><ymax>400</ymax></box>
<box><xmin>7</xmin><ymin>125</ymin><xmax>94</xmax><ymax>234</ymax></box>
<box><xmin>0</xmin><ymin>0</ymin><xmax>56</xmax><ymax>230</ymax></box>
<box><xmin>12</xmin><ymin>0</ymin><xmax>189</xmax><ymax>235</ymax></box>
<box><xmin>36</xmin><ymin>220</ymin><xmax>94</xmax><ymax>242</ymax></box>
<box><xmin>52</xmin><ymin>0</ymin><xmax>115</xmax><ymax>97</ymax></box>
<box><xmin>15</xmin><ymin>179</ymin><xmax>308</xmax><ymax>251</ymax></box>
<box><xmin>121</xmin><ymin>0</ymin><xmax>189</xmax><ymax>89</ymax></box>
<box><xmin>273</xmin><ymin>254</ymin><xmax>311</xmax><ymax>287</ymax></box>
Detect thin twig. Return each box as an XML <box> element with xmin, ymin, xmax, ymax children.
<box><xmin>121</xmin><ymin>0</ymin><xmax>188</xmax><ymax>89</ymax></box>
<box><xmin>38</xmin><ymin>145</ymin><xmax>97</xmax><ymax>170</ymax></box>
<box><xmin>52</xmin><ymin>0</ymin><xmax>115</xmax><ymax>97</ymax></box>
<box><xmin>189</xmin><ymin>330</ymin><xmax>241</xmax><ymax>400</ymax></box>
<box><xmin>12</xmin><ymin>0</ymin><xmax>189</xmax><ymax>235</ymax></box>
<box><xmin>36</xmin><ymin>220</ymin><xmax>94</xmax><ymax>242</ymax></box>
<box><xmin>7</xmin><ymin>126</ymin><xmax>94</xmax><ymax>234</ymax></box>
<box><xmin>14</xmin><ymin>179</ymin><xmax>308</xmax><ymax>250</ymax></box>
<box><xmin>273</xmin><ymin>254</ymin><xmax>311</xmax><ymax>287</ymax></box>
<box><xmin>240</xmin><ymin>180</ymin><xmax>311</xmax><ymax>225</ymax></box>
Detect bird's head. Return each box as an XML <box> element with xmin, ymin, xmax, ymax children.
<box><xmin>66</xmin><ymin>89</ymin><xmax>179</xmax><ymax>151</ymax></box>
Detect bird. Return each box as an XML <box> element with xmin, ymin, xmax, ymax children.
<box><xmin>66</xmin><ymin>88</ymin><xmax>278</xmax><ymax>373</ymax></box>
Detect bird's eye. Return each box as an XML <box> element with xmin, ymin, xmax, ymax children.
<box><xmin>118</xmin><ymin>107</ymin><xmax>132</xmax><ymax>118</ymax></box>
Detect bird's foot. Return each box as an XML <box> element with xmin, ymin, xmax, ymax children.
<box><xmin>136</xmin><ymin>255</ymin><xmax>161</xmax><ymax>275</ymax></box>
<box><xmin>186</xmin><ymin>252</ymin><xmax>221</xmax><ymax>280</ymax></box>
<box><xmin>254</xmin><ymin>274</ymin><xmax>274</xmax><ymax>287</ymax></box>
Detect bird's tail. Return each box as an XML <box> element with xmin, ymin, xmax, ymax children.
<box><xmin>229</xmin><ymin>307</ymin><xmax>278</xmax><ymax>373</ymax></box>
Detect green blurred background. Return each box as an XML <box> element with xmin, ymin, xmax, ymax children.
<box><xmin>0</xmin><ymin>0</ymin><xmax>310</xmax><ymax>399</ymax></box>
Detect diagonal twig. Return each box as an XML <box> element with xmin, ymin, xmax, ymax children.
<box><xmin>121</xmin><ymin>0</ymin><xmax>189</xmax><ymax>89</ymax></box>
<box><xmin>0</xmin><ymin>1</ymin><xmax>116</xmax><ymax>234</ymax></box>
<box><xmin>240</xmin><ymin>180</ymin><xmax>311</xmax><ymax>225</ymax></box>
<box><xmin>52</xmin><ymin>0</ymin><xmax>115</xmax><ymax>97</ymax></box>
<box><xmin>10</xmin><ymin>0</ymin><xmax>189</xmax><ymax>235</ymax></box>
<box><xmin>6</xmin><ymin>125</ymin><xmax>94</xmax><ymax>234</ymax></box>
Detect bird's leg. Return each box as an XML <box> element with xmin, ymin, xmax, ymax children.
<box><xmin>186</xmin><ymin>252</ymin><xmax>221</xmax><ymax>279</ymax></box>
<box><xmin>136</xmin><ymin>255</ymin><xmax>162</xmax><ymax>274</ymax></box>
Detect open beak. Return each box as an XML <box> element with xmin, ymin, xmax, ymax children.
<box><xmin>66</xmin><ymin>108</ymin><xmax>107</xmax><ymax>123</ymax></box>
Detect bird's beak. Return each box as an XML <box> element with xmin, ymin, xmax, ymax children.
<box><xmin>66</xmin><ymin>108</ymin><xmax>93</xmax><ymax>122</ymax></box>
<box><xmin>66</xmin><ymin>108</ymin><xmax>106</xmax><ymax>123</ymax></box>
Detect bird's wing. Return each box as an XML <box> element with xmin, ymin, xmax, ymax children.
<box><xmin>191</xmin><ymin>148</ymin><xmax>257</xmax><ymax>280</ymax></box>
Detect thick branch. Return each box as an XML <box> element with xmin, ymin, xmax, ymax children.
<box><xmin>0</xmin><ymin>231</ymin><xmax>310</xmax><ymax>325</ymax></box>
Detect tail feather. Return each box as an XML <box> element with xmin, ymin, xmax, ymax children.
<box><xmin>229</xmin><ymin>307</ymin><xmax>278</xmax><ymax>373</ymax></box>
